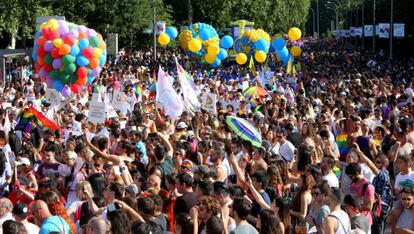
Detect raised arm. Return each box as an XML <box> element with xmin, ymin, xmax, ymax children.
<box><xmin>83</xmin><ymin>135</ymin><xmax>121</xmax><ymax>165</ymax></box>
<box><xmin>156</xmin><ymin>131</ymin><xmax>173</xmax><ymax>156</ymax></box>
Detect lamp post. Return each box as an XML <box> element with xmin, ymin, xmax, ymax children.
<box><xmin>326</xmin><ymin>3</ymin><xmax>340</xmax><ymax>30</ymax></box>
<box><xmin>316</xmin><ymin>0</ymin><xmax>320</xmax><ymax>38</ymax></box>
<box><xmin>389</xmin><ymin>0</ymin><xmax>393</xmax><ymax>59</ymax></box>
<box><xmin>309</xmin><ymin>8</ymin><xmax>316</xmax><ymax>37</ymax></box>
<box><xmin>373</xmin><ymin>0</ymin><xmax>376</xmax><ymax>52</ymax></box>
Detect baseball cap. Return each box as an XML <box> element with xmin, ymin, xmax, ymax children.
<box><xmin>186</xmin><ymin>130</ymin><xmax>195</xmax><ymax>138</ymax></box>
<box><xmin>15</xmin><ymin>158</ymin><xmax>31</xmax><ymax>167</ymax></box>
<box><xmin>125</xmin><ymin>184</ymin><xmax>139</xmax><ymax>196</ymax></box>
<box><xmin>177</xmin><ymin>122</ymin><xmax>187</xmax><ymax>129</ymax></box>
<box><xmin>12</xmin><ymin>203</ymin><xmax>29</xmax><ymax>218</ymax></box>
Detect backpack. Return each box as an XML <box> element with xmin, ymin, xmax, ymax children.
<box><xmin>8</xmin><ymin>128</ymin><xmax>22</xmax><ymax>155</ymax></box>
<box><xmin>372</xmin><ymin>171</ymin><xmax>394</xmax><ymax>208</ymax></box>
<box><xmin>362</xmin><ymin>182</ymin><xmax>382</xmax><ymax>218</ymax></box>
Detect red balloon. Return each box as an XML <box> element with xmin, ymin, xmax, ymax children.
<box><xmin>77</xmin><ymin>76</ymin><xmax>87</xmax><ymax>85</ymax></box>
<box><xmin>35</xmin><ymin>63</ymin><xmax>41</xmax><ymax>73</ymax></box>
<box><xmin>37</xmin><ymin>46</ymin><xmax>47</xmax><ymax>57</ymax></box>
<box><xmin>41</xmin><ymin>27</ymin><xmax>51</xmax><ymax>39</ymax></box>
<box><xmin>71</xmin><ymin>83</ymin><xmax>82</xmax><ymax>94</ymax></box>
<box><xmin>43</xmin><ymin>64</ymin><xmax>53</xmax><ymax>73</ymax></box>
<box><xmin>77</xmin><ymin>67</ymin><xmax>88</xmax><ymax>78</ymax></box>
<box><xmin>47</xmin><ymin>30</ymin><xmax>60</xmax><ymax>40</ymax></box>
<box><xmin>81</xmin><ymin>48</ymin><xmax>94</xmax><ymax>59</ymax></box>
<box><xmin>51</xmin><ymin>48</ymin><xmax>60</xmax><ymax>58</ymax></box>
<box><xmin>63</xmin><ymin>34</ymin><xmax>75</xmax><ymax>46</ymax></box>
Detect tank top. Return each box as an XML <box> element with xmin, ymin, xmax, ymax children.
<box><xmin>328</xmin><ymin>210</ymin><xmax>351</xmax><ymax>234</ymax></box>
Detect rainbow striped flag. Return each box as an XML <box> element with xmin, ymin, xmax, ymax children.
<box><xmin>336</xmin><ymin>132</ymin><xmax>349</xmax><ymax>159</ymax></box>
<box><xmin>134</xmin><ymin>83</ymin><xmax>142</xmax><ymax>97</ymax></box>
<box><xmin>16</xmin><ymin>106</ymin><xmax>60</xmax><ymax>133</ymax></box>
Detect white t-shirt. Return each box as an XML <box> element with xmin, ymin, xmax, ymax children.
<box><xmin>323</xmin><ymin>172</ymin><xmax>339</xmax><ymax>188</ymax></box>
<box><xmin>395</xmin><ymin>171</ymin><xmax>414</xmax><ymax>190</ymax></box>
<box><xmin>24</xmin><ymin>221</ymin><xmax>40</xmax><ymax>234</ymax></box>
<box><xmin>0</xmin><ymin>213</ymin><xmax>14</xmax><ymax>234</ymax></box>
<box><xmin>278</xmin><ymin>140</ymin><xmax>296</xmax><ymax>161</ymax></box>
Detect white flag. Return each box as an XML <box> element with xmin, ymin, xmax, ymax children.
<box><xmin>156</xmin><ymin>66</ymin><xmax>184</xmax><ymax>120</ymax></box>
<box><xmin>176</xmin><ymin>59</ymin><xmax>201</xmax><ymax>112</ymax></box>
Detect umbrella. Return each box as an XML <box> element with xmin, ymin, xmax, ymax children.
<box><xmin>226</xmin><ymin>116</ymin><xmax>262</xmax><ymax>147</ymax></box>
<box><xmin>244</xmin><ymin>86</ymin><xmax>268</xmax><ymax>97</ymax></box>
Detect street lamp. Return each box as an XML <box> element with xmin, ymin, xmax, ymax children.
<box><xmin>309</xmin><ymin>8</ymin><xmax>316</xmax><ymax>37</ymax></box>
<box><xmin>326</xmin><ymin>2</ymin><xmax>341</xmax><ymax>30</ymax></box>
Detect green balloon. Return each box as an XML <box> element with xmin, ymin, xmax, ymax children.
<box><xmin>61</xmin><ymin>74</ymin><xmax>71</xmax><ymax>84</ymax></box>
<box><xmin>50</xmin><ymin>70</ymin><xmax>60</xmax><ymax>80</ymax></box>
<box><xmin>70</xmin><ymin>74</ymin><xmax>78</xmax><ymax>83</ymax></box>
<box><xmin>65</xmin><ymin>63</ymin><xmax>76</xmax><ymax>74</ymax></box>
<box><xmin>62</xmin><ymin>55</ymin><xmax>75</xmax><ymax>65</ymax></box>
<box><xmin>90</xmin><ymin>36</ymin><xmax>100</xmax><ymax>47</ymax></box>
<box><xmin>44</xmin><ymin>54</ymin><xmax>53</xmax><ymax>65</ymax></box>
<box><xmin>69</xmin><ymin>25</ymin><xmax>77</xmax><ymax>30</ymax></box>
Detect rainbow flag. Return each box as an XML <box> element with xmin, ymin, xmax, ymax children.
<box><xmin>336</xmin><ymin>132</ymin><xmax>349</xmax><ymax>159</ymax></box>
<box><xmin>134</xmin><ymin>83</ymin><xmax>142</xmax><ymax>98</ymax></box>
<box><xmin>16</xmin><ymin>106</ymin><xmax>60</xmax><ymax>133</ymax></box>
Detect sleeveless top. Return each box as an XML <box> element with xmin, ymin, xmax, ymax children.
<box><xmin>328</xmin><ymin>210</ymin><xmax>351</xmax><ymax>234</ymax></box>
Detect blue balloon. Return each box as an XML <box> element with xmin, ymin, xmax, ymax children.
<box><xmin>53</xmin><ymin>81</ymin><xmax>64</xmax><ymax>92</ymax></box>
<box><xmin>272</xmin><ymin>38</ymin><xmax>285</xmax><ymax>50</ymax></box>
<box><xmin>255</xmin><ymin>38</ymin><xmax>268</xmax><ymax>51</ymax></box>
<box><xmin>220</xmin><ymin>35</ymin><xmax>233</xmax><ymax>49</ymax></box>
<box><xmin>212</xmin><ymin>58</ymin><xmax>221</xmax><ymax>68</ymax></box>
<box><xmin>99</xmin><ymin>55</ymin><xmax>106</xmax><ymax>67</ymax></box>
<box><xmin>166</xmin><ymin>27</ymin><xmax>178</xmax><ymax>40</ymax></box>
<box><xmin>217</xmin><ymin>48</ymin><xmax>228</xmax><ymax>60</ymax></box>
<box><xmin>283</xmin><ymin>55</ymin><xmax>291</xmax><ymax>65</ymax></box>
<box><xmin>70</xmin><ymin>45</ymin><xmax>80</xmax><ymax>56</ymax></box>
<box><xmin>199</xmin><ymin>28</ymin><xmax>211</xmax><ymax>41</ymax></box>
<box><xmin>276</xmin><ymin>46</ymin><xmax>289</xmax><ymax>60</ymax></box>
<box><xmin>32</xmin><ymin>51</ymin><xmax>37</xmax><ymax>62</ymax></box>
<box><xmin>76</xmin><ymin>55</ymin><xmax>89</xmax><ymax>66</ymax></box>
<box><xmin>79</xmin><ymin>38</ymin><xmax>89</xmax><ymax>49</ymax></box>
<box><xmin>269</xmin><ymin>45</ymin><xmax>275</xmax><ymax>53</ymax></box>
<box><xmin>87</xmin><ymin>76</ymin><xmax>94</xmax><ymax>85</ymax></box>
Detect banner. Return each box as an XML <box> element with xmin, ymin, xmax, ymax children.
<box><xmin>45</xmin><ymin>89</ymin><xmax>62</xmax><ymax>107</ymax></box>
<box><xmin>104</xmin><ymin>94</ymin><xmax>118</xmax><ymax>119</ymax></box>
<box><xmin>355</xmin><ymin>27</ymin><xmax>363</xmax><ymax>37</ymax></box>
<box><xmin>379</xmin><ymin>23</ymin><xmax>390</xmax><ymax>38</ymax></box>
<box><xmin>156</xmin><ymin>21</ymin><xmax>166</xmax><ymax>35</ymax></box>
<box><xmin>394</xmin><ymin>23</ymin><xmax>405</xmax><ymax>37</ymax></box>
<box><xmin>88</xmin><ymin>101</ymin><xmax>106</xmax><ymax>124</ymax></box>
<box><xmin>156</xmin><ymin>66</ymin><xmax>184</xmax><ymax>120</ymax></box>
<box><xmin>112</xmin><ymin>90</ymin><xmax>127</xmax><ymax>111</ymax></box>
<box><xmin>350</xmin><ymin>27</ymin><xmax>356</xmax><ymax>37</ymax></box>
<box><xmin>364</xmin><ymin>25</ymin><xmax>373</xmax><ymax>37</ymax></box>
<box><xmin>375</xmin><ymin>25</ymin><xmax>380</xmax><ymax>36</ymax></box>
<box><xmin>202</xmin><ymin>93</ymin><xmax>217</xmax><ymax>114</ymax></box>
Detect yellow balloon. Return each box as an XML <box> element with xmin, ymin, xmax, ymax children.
<box><xmin>291</xmin><ymin>46</ymin><xmax>302</xmax><ymax>57</ymax></box>
<box><xmin>53</xmin><ymin>38</ymin><xmax>63</xmax><ymax>48</ymax></box>
<box><xmin>236</xmin><ymin>53</ymin><xmax>247</xmax><ymax>65</ymax></box>
<box><xmin>205</xmin><ymin>53</ymin><xmax>216</xmax><ymax>64</ymax></box>
<box><xmin>93</xmin><ymin>48</ymin><xmax>103</xmax><ymax>58</ymax></box>
<box><xmin>188</xmin><ymin>38</ymin><xmax>202</xmax><ymax>52</ymax></box>
<box><xmin>207</xmin><ymin>44</ymin><xmax>220</xmax><ymax>55</ymax></box>
<box><xmin>254</xmin><ymin>50</ymin><xmax>267</xmax><ymax>63</ymax></box>
<box><xmin>158</xmin><ymin>33</ymin><xmax>170</xmax><ymax>46</ymax></box>
<box><xmin>288</xmin><ymin>27</ymin><xmax>302</xmax><ymax>41</ymax></box>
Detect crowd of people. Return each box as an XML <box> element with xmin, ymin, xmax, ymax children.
<box><xmin>0</xmin><ymin>37</ymin><xmax>414</xmax><ymax>234</ymax></box>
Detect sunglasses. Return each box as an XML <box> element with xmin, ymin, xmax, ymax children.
<box><xmin>311</xmin><ymin>192</ymin><xmax>320</xmax><ymax>196</ymax></box>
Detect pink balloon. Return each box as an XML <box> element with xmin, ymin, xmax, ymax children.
<box><xmin>44</xmin><ymin>40</ymin><xmax>54</xmax><ymax>52</ymax></box>
<box><xmin>78</xmin><ymin>25</ymin><xmax>87</xmax><ymax>33</ymax></box>
<box><xmin>59</xmin><ymin>22</ymin><xmax>70</xmax><ymax>35</ymax></box>
<box><xmin>87</xmin><ymin>29</ymin><xmax>97</xmax><ymax>38</ymax></box>
<box><xmin>69</xmin><ymin>29</ymin><xmax>79</xmax><ymax>39</ymax></box>
<box><xmin>114</xmin><ymin>81</ymin><xmax>121</xmax><ymax>90</ymax></box>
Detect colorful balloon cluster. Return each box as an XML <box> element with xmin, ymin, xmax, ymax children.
<box><xmin>176</xmin><ymin>23</ymin><xmax>233</xmax><ymax>68</ymax></box>
<box><xmin>270</xmin><ymin>27</ymin><xmax>303</xmax><ymax>65</ymax></box>
<box><xmin>234</xmin><ymin>29</ymin><xmax>271</xmax><ymax>64</ymax></box>
<box><xmin>32</xmin><ymin>19</ymin><xmax>107</xmax><ymax>96</ymax></box>
<box><xmin>158</xmin><ymin>26</ymin><xmax>178</xmax><ymax>46</ymax></box>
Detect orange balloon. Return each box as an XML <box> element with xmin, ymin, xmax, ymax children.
<box><xmin>37</xmin><ymin>57</ymin><xmax>45</xmax><ymax>66</ymax></box>
<box><xmin>89</xmin><ymin>58</ymin><xmax>99</xmax><ymax>69</ymax></box>
<box><xmin>99</xmin><ymin>41</ymin><xmax>106</xmax><ymax>50</ymax></box>
<box><xmin>37</xmin><ymin>36</ymin><xmax>47</xmax><ymax>46</ymax></box>
<box><xmin>77</xmin><ymin>76</ymin><xmax>87</xmax><ymax>85</ymax></box>
<box><xmin>58</xmin><ymin>44</ymin><xmax>71</xmax><ymax>55</ymax></box>
<box><xmin>78</xmin><ymin>32</ymin><xmax>87</xmax><ymax>39</ymax></box>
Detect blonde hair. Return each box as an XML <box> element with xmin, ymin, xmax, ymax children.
<box><xmin>76</xmin><ymin>180</ymin><xmax>94</xmax><ymax>198</ymax></box>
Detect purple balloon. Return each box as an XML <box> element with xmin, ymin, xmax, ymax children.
<box><xmin>92</xmin><ymin>67</ymin><xmax>102</xmax><ymax>77</ymax></box>
<box><xmin>59</xmin><ymin>23</ymin><xmax>70</xmax><ymax>35</ymax></box>
<box><xmin>52</xmin><ymin>58</ymin><xmax>62</xmax><ymax>69</ymax></box>
<box><xmin>70</xmin><ymin>29</ymin><xmax>79</xmax><ymax>39</ymax></box>
<box><xmin>61</xmin><ymin>85</ymin><xmax>72</xmax><ymax>97</ymax></box>
<box><xmin>39</xmin><ymin>68</ymin><xmax>48</xmax><ymax>78</ymax></box>
<box><xmin>44</xmin><ymin>40</ymin><xmax>54</xmax><ymax>52</ymax></box>
<box><xmin>87</xmin><ymin>29</ymin><xmax>97</xmax><ymax>38</ymax></box>
<box><xmin>78</xmin><ymin>25</ymin><xmax>87</xmax><ymax>33</ymax></box>
<box><xmin>45</xmin><ymin>76</ymin><xmax>53</xmax><ymax>87</ymax></box>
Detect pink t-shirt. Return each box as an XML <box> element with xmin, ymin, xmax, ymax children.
<box><xmin>350</xmin><ymin>178</ymin><xmax>375</xmax><ymax>225</ymax></box>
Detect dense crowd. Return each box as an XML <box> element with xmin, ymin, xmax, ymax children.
<box><xmin>1</xmin><ymin>38</ymin><xmax>414</xmax><ymax>234</ymax></box>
